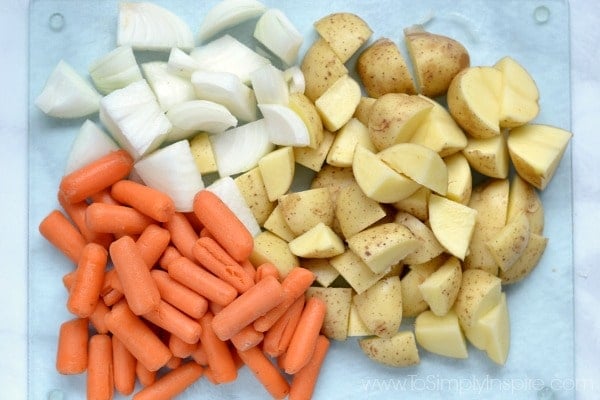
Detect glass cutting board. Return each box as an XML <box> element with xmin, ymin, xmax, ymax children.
<box><xmin>28</xmin><ymin>0</ymin><xmax>573</xmax><ymax>399</ymax></box>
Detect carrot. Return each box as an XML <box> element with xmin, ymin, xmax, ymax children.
<box><xmin>254</xmin><ymin>267</ymin><xmax>315</xmax><ymax>332</ymax></box>
<box><xmin>89</xmin><ymin>187</ymin><xmax>121</xmax><ymax>205</ymax></box>
<box><xmin>136</xmin><ymin>359</ymin><xmax>157</xmax><ymax>387</ymax></box>
<box><xmin>158</xmin><ymin>246</ymin><xmax>181</xmax><ymax>271</ymax></box>
<box><xmin>63</xmin><ymin>271</ymin><xmax>75</xmax><ymax>291</ymax></box>
<box><xmin>289</xmin><ymin>335</ymin><xmax>330</xmax><ymax>400</ymax></box>
<box><xmin>190</xmin><ymin>342</ymin><xmax>208</xmax><ymax>366</ymax></box>
<box><xmin>104</xmin><ymin>300</ymin><xmax>172</xmax><ymax>372</ymax></box>
<box><xmin>183</xmin><ymin>211</ymin><xmax>203</xmax><ymax>232</ymax></box>
<box><xmin>279</xmin><ymin>296</ymin><xmax>327</xmax><ymax>375</ymax></box>
<box><xmin>151</xmin><ymin>269</ymin><xmax>208</xmax><ymax>319</ymax></box>
<box><xmin>109</xmin><ymin>236</ymin><xmax>160</xmax><ymax>315</ymax></box>
<box><xmin>112</xmin><ymin>335</ymin><xmax>137</xmax><ymax>396</ymax></box>
<box><xmin>39</xmin><ymin>209</ymin><xmax>86</xmax><ymax>264</ymax></box>
<box><xmin>169</xmin><ymin>334</ymin><xmax>197</xmax><ymax>359</ymax></box>
<box><xmin>142</xmin><ymin>300</ymin><xmax>203</xmax><ymax>345</ymax></box>
<box><xmin>111</xmin><ymin>179</ymin><xmax>175</xmax><ymax>222</ymax></box>
<box><xmin>67</xmin><ymin>243</ymin><xmax>108</xmax><ymax>318</ymax></box>
<box><xmin>192</xmin><ymin>237</ymin><xmax>254</xmax><ymax>294</ymax></box>
<box><xmin>87</xmin><ymin>334</ymin><xmax>114</xmax><ymax>400</ymax></box>
<box><xmin>59</xmin><ymin>149</ymin><xmax>133</xmax><ymax>204</ymax></box>
<box><xmin>164</xmin><ymin>212</ymin><xmax>198</xmax><ymax>261</ymax></box>
<box><xmin>132</xmin><ymin>362</ymin><xmax>204</xmax><ymax>400</ymax></box>
<box><xmin>211</xmin><ymin>275</ymin><xmax>284</xmax><ymax>341</ymax></box>
<box><xmin>263</xmin><ymin>295</ymin><xmax>305</xmax><ymax>358</ymax></box>
<box><xmin>136</xmin><ymin>224</ymin><xmax>171</xmax><ymax>268</ymax></box>
<box><xmin>199</xmin><ymin>227</ymin><xmax>215</xmax><ymax>240</ymax></box>
<box><xmin>102</xmin><ymin>288</ymin><xmax>124</xmax><ymax>307</ymax></box>
<box><xmin>255</xmin><ymin>262</ymin><xmax>280</xmax><ymax>282</ymax></box>
<box><xmin>86</xmin><ymin>203</ymin><xmax>155</xmax><ymax>236</ymax></box>
<box><xmin>166</xmin><ymin>356</ymin><xmax>182</xmax><ymax>370</ymax></box>
<box><xmin>236</xmin><ymin>346</ymin><xmax>290</xmax><ymax>400</ymax></box>
<box><xmin>198</xmin><ymin>312</ymin><xmax>237</xmax><ymax>383</ymax></box>
<box><xmin>58</xmin><ymin>191</ymin><xmax>113</xmax><ymax>249</ymax></box>
<box><xmin>230</xmin><ymin>324</ymin><xmax>264</xmax><ymax>352</ymax></box>
<box><xmin>240</xmin><ymin>259</ymin><xmax>256</xmax><ymax>283</ymax></box>
<box><xmin>89</xmin><ymin>300</ymin><xmax>110</xmax><ymax>334</ymax></box>
<box><xmin>193</xmin><ymin>190</ymin><xmax>253</xmax><ymax>262</ymax></box>
<box><xmin>167</xmin><ymin>256</ymin><xmax>237</xmax><ymax>307</ymax></box>
<box><xmin>56</xmin><ymin>317</ymin><xmax>88</xmax><ymax>375</ymax></box>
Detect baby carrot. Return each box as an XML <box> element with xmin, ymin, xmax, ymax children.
<box><xmin>89</xmin><ymin>187</ymin><xmax>121</xmax><ymax>205</ymax></box>
<box><xmin>102</xmin><ymin>288</ymin><xmax>124</xmax><ymax>307</ymax></box>
<box><xmin>58</xmin><ymin>191</ymin><xmax>113</xmax><ymax>249</ymax></box>
<box><xmin>280</xmin><ymin>296</ymin><xmax>327</xmax><ymax>375</ymax></box>
<box><xmin>211</xmin><ymin>275</ymin><xmax>284</xmax><ymax>341</ymax></box>
<box><xmin>62</xmin><ymin>271</ymin><xmax>75</xmax><ymax>291</ymax></box>
<box><xmin>67</xmin><ymin>243</ymin><xmax>108</xmax><ymax>318</ymax></box>
<box><xmin>263</xmin><ymin>295</ymin><xmax>305</xmax><ymax>358</ymax></box>
<box><xmin>132</xmin><ymin>362</ymin><xmax>204</xmax><ymax>400</ymax></box>
<box><xmin>112</xmin><ymin>335</ymin><xmax>137</xmax><ymax>396</ymax></box>
<box><xmin>166</xmin><ymin>356</ymin><xmax>182</xmax><ymax>370</ymax></box>
<box><xmin>255</xmin><ymin>262</ymin><xmax>280</xmax><ymax>282</ymax></box>
<box><xmin>158</xmin><ymin>246</ymin><xmax>181</xmax><ymax>271</ymax></box>
<box><xmin>89</xmin><ymin>300</ymin><xmax>110</xmax><ymax>334</ymax></box>
<box><xmin>289</xmin><ymin>335</ymin><xmax>330</xmax><ymax>400</ymax></box>
<box><xmin>109</xmin><ymin>236</ymin><xmax>160</xmax><ymax>315</ymax></box>
<box><xmin>236</xmin><ymin>346</ymin><xmax>290</xmax><ymax>400</ymax></box>
<box><xmin>230</xmin><ymin>324</ymin><xmax>264</xmax><ymax>352</ymax></box>
<box><xmin>136</xmin><ymin>224</ymin><xmax>171</xmax><ymax>268</ymax></box>
<box><xmin>142</xmin><ymin>300</ymin><xmax>203</xmax><ymax>345</ymax></box>
<box><xmin>193</xmin><ymin>190</ymin><xmax>253</xmax><ymax>262</ymax></box>
<box><xmin>87</xmin><ymin>334</ymin><xmax>114</xmax><ymax>400</ymax></box>
<box><xmin>104</xmin><ymin>300</ymin><xmax>172</xmax><ymax>372</ymax></box>
<box><xmin>199</xmin><ymin>227</ymin><xmax>215</xmax><ymax>240</ymax></box>
<box><xmin>167</xmin><ymin>256</ymin><xmax>237</xmax><ymax>307</ymax></box>
<box><xmin>164</xmin><ymin>211</ymin><xmax>199</xmax><ymax>261</ymax></box>
<box><xmin>56</xmin><ymin>317</ymin><xmax>88</xmax><ymax>375</ymax></box>
<box><xmin>240</xmin><ymin>259</ymin><xmax>256</xmax><ymax>283</ymax></box>
<box><xmin>86</xmin><ymin>203</ymin><xmax>154</xmax><ymax>236</ymax></box>
<box><xmin>59</xmin><ymin>149</ymin><xmax>133</xmax><ymax>204</ymax></box>
<box><xmin>184</xmin><ymin>211</ymin><xmax>203</xmax><ymax>232</ymax></box>
<box><xmin>111</xmin><ymin>180</ymin><xmax>175</xmax><ymax>222</ymax></box>
<box><xmin>39</xmin><ymin>209</ymin><xmax>86</xmax><ymax>264</ymax></box>
<box><xmin>190</xmin><ymin>342</ymin><xmax>208</xmax><ymax>366</ymax></box>
<box><xmin>198</xmin><ymin>312</ymin><xmax>237</xmax><ymax>383</ymax></box>
<box><xmin>136</xmin><ymin>360</ymin><xmax>157</xmax><ymax>387</ymax></box>
<box><xmin>169</xmin><ymin>334</ymin><xmax>197</xmax><ymax>359</ymax></box>
<box><xmin>151</xmin><ymin>270</ymin><xmax>208</xmax><ymax>319</ymax></box>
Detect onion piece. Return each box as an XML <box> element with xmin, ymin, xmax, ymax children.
<box><xmin>206</xmin><ymin>177</ymin><xmax>261</xmax><ymax>237</ymax></box>
<box><xmin>35</xmin><ymin>60</ymin><xmax>100</xmax><ymax>119</ymax></box>
<box><xmin>166</xmin><ymin>100</ymin><xmax>238</xmax><ymax>142</ymax></box>
<box><xmin>64</xmin><ymin>120</ymin><xmax>120</xmax><ymax>174</ymax></box>
<box><xmin>254</xmin><ymin>9</ymin><xmax>303</xmax><ymax>66</ymax></box>
<box><xmin>134</xmin><ymin>140</ymin><xmax>204</xmax><ymax>212</ymax></box>
<box><xmin>141</xmin><ymin>61</ymin><xmax>196</xmax><ymax>112</ymax></box>
<box><xmin>117</xmin><ymin>2</ymin><xmax>194</xmax><ymax>51</ymax></box>
<box><xmin>99</xmin><ymin>80</ymin><xmax>171</xmax><ymax>160</ymax></box>
<box><xmin>258</xmin><ymin>104</ymin><xmax>310</xmax><ymax>146</ymax></box>
<box><xmin>191</xmin><ymin>70</ymin><xmax>257</xmax><ymax>122</ymax></box>
<box><xmin>250</xmin><ymin>64</ymin><xmax>289</xmax><ymax>105</ymax></box>
<box><xmin>283</xmin><ymin>66</ymin><xmax>306</xmax><ymax>94</ymax></box>
<box><xmin>209</xmin><ymin>119</ymin><xmax>274</xmax><ymax>177</ymax></box>
<box><xmin>167</xmin><ymin>48</ymin><xmax>201</xmax><ymax>78</ymax></box>
<box><xmin>88</xmin><ymin>46</ymin><xmax>143</xmax><ymax>94</ymax></box>
<box><xmin>198</xmin><ymin>0</ymin><xmax>267</xmax><ymax>43</ymax></box>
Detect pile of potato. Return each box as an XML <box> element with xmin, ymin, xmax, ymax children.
<box><xmin>228</xmin><ymin>12</ymin><xmax>571</xmax><ymax>367</ymax></box>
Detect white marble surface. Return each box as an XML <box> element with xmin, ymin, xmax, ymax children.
<box><xmin>1</xmin><ymin>0</ymin><xmax>598</xmax><ymax>399</ymax></box>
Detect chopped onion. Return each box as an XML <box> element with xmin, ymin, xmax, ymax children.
<box><xmin>141</xmin><ymin>61</ymin><xmax>196</xmax><ymax>111</ymax></box>
<box><xmin>258</xmin><ymin>104</ymin><xmax>310</xmax><ymax>146</ymax></box>
<box><xmin>198</xmin><ymin>0</ymin><xmax>267</xmax><ymax>43</ymax></box>
<box><xmin>166</xmin><ymin>100</ymin><xmax>238</xmax><ymax>142</ymax></box>
<box><xmin>88</xmin><ymin>46</ymin><xmax>143</xmax><ymax>94</ymax></box>
<box><xmin>191</xmin><ymin>70</ymin><xmax>257</xmax><ymax>122</ymax></box>
<box><xmin>117</xmin><ymin>2</ymin><xmax>195</xmax><ymax>51</ymax></box>
<box><xmin>167</xmin><ymin>48</ymin><xmax>201</xmax><ymax>78</ymax></box>
<box><xmin>35</xmin><ymin>60</ymin><xmax>100</xmax><ymax>119</ymax></box>
<box><xmin>283</xmin><ymin>66</ymin><xmax>306</xmax><ymax>94</ymax></box>
<box><xmin>206</xmin><ymin>177</ymin><xmax>261</xmax><ymax>237</ymax></box>
<box><xmin>250</xmin><ymin>64</ymin><xmax>289</xmax><ymax>105</ymax></box>
<box><xmin>99</xmin><ymin>80</ymin><xmax>171</xmax><ymax>160</ymax></box>
<box><xmin>254</xmin><ymin>9</ymin><xmax>303</xmax><ymax>66</ymax></box>
<box><xmin>64</xmin><ymin>120</ymin><xmax>120</xmax><ymax>174</ymax></box>
<box><xmin>134</xmin><ymin>140</ymin><xmax>204</xmax><ymax>212</ymax></box>
<box><xmin>209</xmin><ymin>119</ymin><xmax>274</xmax><ymax>177</ymax></box>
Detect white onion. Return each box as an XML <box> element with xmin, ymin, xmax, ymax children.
<box><xmin>206</xmin><ymin>177</ymin><xmax>261</xmax><ymax>237</ymax></box>
<box><xmin>259</xmin><ymin>103</ymin><xmax>310</xmax><ymax>146</ymax></box>
<box><xmin>141</xmin><ymin>61</ymin><xmax>196</xmax><ymax>112</ymax></box>
<box><xmin>88</xmin><ymin>46</ymin><xmax>143</xmax><ymax>94</ymax></box>
<box><xmin>167</xmin><ymin>48</ymin><xmax>201</xmax><ymax>78</ymax></box>
<box><xmin>198</xmin><ymin>0</ymin><xmax>267</xmax><ymax>43</ymax></box>
<box><xmin>64</xmin><ymin>120</ymin><xmax>120</xmax><ymax>174</ymax></box>
<box><xmin>283</xmin><ymin>66</ymin><xmax>306</xmax><ymax>94</ymax></box>
<box><xmin>166</xmin><ymin>100</ymin><xmax>238</xmax><ymax>142</ymax></box>
<box><xmin>250</xmin><ymin>64</ymin><xmax>289</xmax><ymax>105</ymax></box>
<box><xmin>254</xmin><ymin>8</ymin><xmax>303</xmax><ymax>66</ymax></box>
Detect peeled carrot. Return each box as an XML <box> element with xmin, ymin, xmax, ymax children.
<box><xmin>86</xmin><ymin>203</ymin><xmax>154</xmax><ymax>236</ymax></box>
<box><xmin>67</xmin><ymin>243</ymin><xmax>108</xmax><ymax>318</ymax></box>
<box><xmin>211</xmin><ymin>275</ymin><xmax>284</xmax><ymax>341</ymax></box>
<box><xmin>230</xmin><ymin>324</ymin><xmax>264</xmax><ymax>352</ymax></box>
<box><xmin>132</xmin><ymin>362</ymin><xmax>204</xmax><ymax>400</ymax></box>
<box><xmin>109</xmin><ymin>236</ymin><xmax>160</xmax><ymax>315</ymax></box>
<box><xmin>87</xmin><ymin>334</ymin><xmax>114</xmax><ymax>400</ymax></box>
<box><xmin>193</xmin><ymin>190</ymin><xmax>253</xmax><ymax>262</ymax></box>
<box><xmin>136</xmin><ymin>224</ymin><xmax>171</xmax><ymax>268</ymax></box>
<box><xmin>199</xmin><ymin>227</ymin><xmax>214</xmax><ymax>240</ymax></box>
<box><xmin>59</xmin><ymin>149</ymin><xmax>133</xmax><ymax>204</ymax></box>
<box><xmin>104</xmin><ymin>300</ymin><xmax>172</xmax><ymax>372</ymax></box>
<box><xmin>58</xmin><ymin>191</ymin><xmax>113</xmax><ymax>249</ymax></box>
<box><xmin>136</xmin><ymin>359</ymin><xmax>157</xmax><ymax>387</ymax></box>
<box><xmin>164</xmin><ymin>212</ymin><xmax>198</xmax><ymax>261</ymax></box>
<box><xmin>169</xmin><ymin>334</ymin><xmax>197</xmax><ymax>359</ymax></box>
<box><xmin>111</xmin><ymin>180</ymin><xmax>175</xmax><ymax>222</ymax></box>
<box><xmin>151</xmin><ymin>269</ymin><xmax>208</xmax><ymax>319</ymax></box>
<box><xmin>39</xmin><ymin>209</ymin><xmax>86</xmax><ymax>264</ymax></box>
<box><xmin>240</xmin><ymin>259</ymin><xmax>256</xmax><ymax>283</ymax></box>
<box><xmin>89</xmin><ymin>187</ymin><xmax>121</xmax><ymax>206</ymax></box>
<box><xmin>56</xmin><ymin>317</ymin><xmax>88</xmax><ymax>375</ymax></box>
<box><xmin>102</xmin><ymin>288</ymin><xmax>124</xmax><ymax>307</ymax></box>
<box><xmin>263</xmin><ymin>295</ymin><xmax>305</xmax><ymax>358</ymax></box>
<box><xmin>112</xmin><ymin>335</ymin><xmax>137</xmax><ymax>396</ymax></box>
<box><xmin>158</xmin><ymin>246</ymin><xmax>181</xmax><ymax>271</ymax></box>
<box><xmin>190</xmin><ymin>342</ymin><xmax>208</xmax><ymax>366</ymax></box>
<box><xmin>89</xmin><ymin>300</ymin><xmax>110</xmax><ymax>334</ymax></box>
<box><xmin>255</xmin><ymin>262</ymin><xmax>280</xmax><ymax>282</ymax></box>
<box><xmin>289</xmin><ymin>335</ymin><xmax>330</xmax><ymax>400</ymax></box>
<box><xmin>280</xmin><ymin>296</ymin><xmax>327</xmax><ymax>375</ymax></box>
<box><xmin>166</xmin><ymin>356</ymin><xmax>182</xmax><ymax>370</ymax></box>
<box><xmin>62</xmin><ymin>271</ymin><xmax>75</xmax><ymax>291</ymax></box>
<box><xmin>183</xmin><ymin>211</ymin><xmax>203</xmax><ymax>232</ymax></box>
<box><xmin>142</xmin><ymin>300</ymin><xmax>203</xmax><ymax>345</ymax></box>
<box><xmin>198</xmin><ymin>312</ymin><xmax>237</xmax><ymax>384</ymax></box>
<box><xmin>236</xmin><ymin>346</ymin><xmax>290</xmax><ymax>399</ymax></box>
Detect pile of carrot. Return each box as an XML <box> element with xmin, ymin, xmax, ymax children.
<box><xmin>40</xmin><ymin>149</ymin><xmax>331</xmax><ymax>400</ymax></box>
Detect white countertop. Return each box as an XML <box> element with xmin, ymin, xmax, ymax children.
<box><xmin>1</xmin><ymin>0</ymin><xmax>598</xmax><ymax>399</ymax></box>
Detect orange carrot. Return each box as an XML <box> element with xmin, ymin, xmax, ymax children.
<box><xmin>211</xmin><ymin>275</ymin><xmax>284</xmax><ymax>341</ymax></box>
<box><xmin>190</xmin><ymin>342</ymin><xmax>208</xmax><ymax>366</ymax></box>
<box><xmin>183</xmin><ymin>211</ymin><xmax>203</xmax><ymax>232</ymax></box>
<box><xmin>289</xmin><ymin>335</ymin><xmax>330</xmax><ymax>400</ymax></box>
<box><xmin>90</xmin><ymin>187</ymin><xmax>121</xmax><ymax>205</ymax></box>
<box><xmin>86</xmin><ymin>203</ymin><xmax>154</xmax><ymax>236</ymax></box>
<box><xmin>63</xmin><ymin>271</ymin><xmax>75</xmax><ymax>291</ymax></box>
<box><xmin>198</xmin><ymin>312</ymin><xmax>237</xmax><ymax>383</ymax></box>
<box><xmin>136</xmin><ymin>224</ymin><xmax>171</xmax><ymax>268</ymax></box>
<box><xmin>67</xmin><ymin>243</ymin><xmax>108</xmax><ymax>318</ymax></box>
<box><xmin>240</xmin><ymin>259</ymin><xmax>256</xmax><ymax>283</ymax></box>
<box><xmin>132</xmin><ymin>362</ymin><xmax>204</xmax><ymax>400</ymax></box>
<box><xmin>199</xmin><ymin>227</ymin><xmax>215</xmax><ymax>240</ymax></box>
<box><xmin>255</xmin><ymin>262</ymin><xmax>280</xmax><ymax>282</ymax></box>
<box><xmin>167</xmin><ymin>256</ymin><xmax>237</xmax><ymax>307</ymax></box>
<box><xmin>230</xmin><ymin>324</ymin><xmax>264</xmax><ymax>352</ymax></box>
<box><xmin>142</xmin><ymin>300</ymin><xmax>203</xmax><ymax>345</ymax></box>
<box><xmin>263</xmin><ymin>295</ymin><xmax>305</xmax><ymax>358</ymax></box>
<box><xmin>280</xmin><ymin>296</ymin><xmax>327</xmax><ymax>374</ymax></box>
<box><xmin>169</xmin><ymin>334</ymin><xmax>197</xmax><ymax>359</ymax></box>
<box><xmin>111</xmin><ymin>180</ymin><xmax>175</xmax><ymax>222</ymax></box>
<box><xmin>87</xmin><ymin>334</ymin><xmax>114</xmax><ymax>400</ymax></box>
<box><xmin>59</xmin><ymin>149</ymin><xmax>133</xmax><ymax>204</ymax></box>
<box><xmin>56</xmin><ymin>317</ymin><xmax>88</xmax><ymax>375</ymax></box>
<box><xmin>102</xmin><ymin>288</ymin><xmax>123</xmax><ymax>307</ymax></box>
<box><xmin>89</xmin><ymin>300</ymin><xmax>110</xmax><ymax>334</ymax></box>
<box><xmin>166</xmin><ymin>356</ymin><xmax>182</xmax><ymax>370</ymax></box>
<box><xmin>39</xmin><ymin>209</ymin><xmax>86</xmax><ymax>264</ymax></box>
<box><xmin>158</xmin><ymin>246</ymin><xmax>181</xmax><ymax>271</ymax></box>
<box><xmin>192</xmin><ymin>237</ymin><xmax>254</xmax><ymax>294</ymax></box>
<box><xmin>209</xmin><ymin>302</ymin><xmax>225</xmax><ymax>316</ymax></box>
<box><xmin>193</xmin><ymin>190</ymin><xmax>253</xmax><ymax>262</ymax></box>
<box><xmin>109</xmin><ymin>236</ymin><xmax>160</xmax><ymax>315</ymax></box>
<box><xmin>58</xmin><ymin>191</ymin><xmax>113</xmax><ymax>249</ymax></box>
<box><xmin>164</xmin><ymin>212</ymin><xmax>198</xmax><ymax>261</ymax></box>
<box><xmin>236</xmin><ymin>346</ymin><xmax>290</xmax><ymax>399</ymax></box>
<box><xmin>112</xmin><ymin>335</ymin><xmax>137</xmax><ymax>396</ymax></box>
<box><xmin>151</xmin><ymin>270</ymin><xmax>208</xmax><ymax>319</ymax></box>
<box><xmin>136</xmin><ymin>359</ymin><xmax>157</xmax><ymax>387</ymax></box>
<box><xmin>104</xmin><ymin>300</ymin><xmax>172</xmax><ymax>372</ymax></box>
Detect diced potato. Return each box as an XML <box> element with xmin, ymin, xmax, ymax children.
<box><xmin>249</xmin><ymin>231</ymin><xmax>298</xmax><ymax>278</ymax></box>
<box><xmin>189</xmin><ymin>132</ymin><xmax>218</xmax><ymax>174</ymax></box>
<box><xmin>401</xmin><ymin>269</ymin><xmax>429</xmax><ymax>317</ymax></box>
<box><xmin>454</xmin><ymin>268</ymin><xmax>502</xmax><ymax>329</ymax></box>
<box><xmin>335</xmin><ymin>182</ymin><xmax>386</xmax><ymax>239</ymax></box>
<box><xmin>353</xmin><ymin>96</ymin><xmax>376</xmax><ymax>126</ymax></box>
<box><xmin>313</xmin><ymin>12</ymin><xmax>373</xmax><ymax>63</ymax></box>
<box><xmin>234</xmin><ymin>167</ymin><xmax>275</xmax><ymax>225</ymax></box>
<box><xmin>444</xmin><ymin>152</ymin><xmax>472</xmax><ymax>205</ymax></box>
<box><xmin>288</xmin><ymin>222</ymin><xmax>345</xmax><ymax>258</ymax></box>
<box><xmin>495</xmin><ymin>56</ymin><xmax>539</xmax><ymax>128</ymax></box>
<box><xmin>393</xmin><ymin>186</ymin><xmax>430</xmax><ymax>221</ymax></box>
<box><xmin>329</xmin><ymin>249</ymin><xmax>387</xmax><ymax>294</ymax></box>
<box><xmin>300</xmin><ymin>38</ymin><xmax>348</xmax><ymax>102</ymax></box>
<box><xmin>326</xmin><ymin>118</ymin><xmax>375</xmax><ymax>167</ymax></box>
<box><xmin>428</xmin><ymin>194</ymin><xmax>477</xmax><ymax>260</ymax></box>
<box><xmin>262</xmin><ymin>204</ymin><xmax>295</xmax><ymax>242</ymax></box>
<box><xmin>258</xmin><ymin>146</ymin><xmax>295</xmax><ymax>202</ymax></box>
<box><xmin>300</xmin><ymin>258</ymin><xmax>339</xmax><ymax>288</ymax></box>
<box><xmin>415</xmin><ymin>310</ymin><xmax>468</xmax><ymax>359</ymax></box>
<box><xmin>353</xmin><ymin>276</ymin><xmax>402</xmax><ymax>338</ymax></box>
<box><xmin>507</xmin><ymin>174</ymin><xmax>544</xmax><ymax>235</ymax></box>
<box><xmin>486</xmin><ymin>212</ymin><xmax>530</xmax><ymax>271</ymax></box>
<box><xmin>288</xmin><ymin>92</ymin><xmax>324</xmax><ymax>149</ymax></box>
<box><xmin>462</xmin><ymin>134</ymin><xmax>510</xmax><ymax>179</ymax></box>
<box><xmin>499</xmin><ymin>233</ymin><xmax>547</xmax><ymax>284</ymax></box>
<box><xmin>306</xmin><ymin>286</ymin><xmax>353</xmax><ymax>341</ymax></box>
<box><xmin>315</xmin><ymin>74</ymin><xmax>362</xmax><ymax>132</ymax></box>
<box><xmin>394</xmin><ymin>212</ymin><xmax>444</xmax><ymax>265</ymax></box>
<box><xmin>418</xmin><ymin>256</ymin><xmax>462</xmax><ymax>316</ymax></box>
<box><xmin>310</xmin><ymin>164</ymin><xmax>355</xmax><ymax>203</ymax></box>
<box><xmin>278</xmin><ymin>188</ymin><xmax>334</xmax><ymax>236</ymax></box>
<box><xmin>347</xmin><ymin>301</ymin><xmax>372</xmax><ymax>337</ymax></box>
<box><xmin>359</xmin><ymin>331</ymin><xmax>420</xmax><ymax>367</ymax></box>
<box><xmin>294</xmin><ymin>130</ymin><xmax>335</xmax><ymax>172</ymax></box>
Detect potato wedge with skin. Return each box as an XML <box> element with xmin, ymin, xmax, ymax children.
<box><xmin>189</xmin><ymin>132</ymin><xmax>217</xmax><ymax>174</ymax></box>
<box><xmin>258</xmin><ymin>146</ymin><xmax>295</xmax><ymax>202</ymax></box>
<box><xmin>444</xmin><ymin>152</ymin><xmax>472</xmax><ymax>205</ymax></box>
<box><xmin>415</xmin><ymin>310</ymin><xmax>468</xmax><ymax>359</ymax></box>
<box><xmin>486</xmin><ymin>212</ymin><xmax>530</xmax><ymax>272</ymax></box>
<box><xmin>288</xmin><ymin>222</ymin><xmax>345</xmax><ymax>258</ymax></box>
<box><xmin>310</xmin><ymin>164</ymin><xmax>355</xmax><ymax>204</ymax></box>
<box><xmin>288</xmin><ymin>92</ymin><xmax>324</xmax><ymax>149</ymax></box>
<box><xmin>315</xmin><ymin>74</ymin><xmax>362</xmax><ymax>132</ymax></box>
<box><xmin>354</xmin><ymin>96</ymin><xmax>376</xmax><ymax>126</ymax></box>
<box><xmin>348</xmin><ymin>301</ymin><xmax>372</xmax><ymax>337</ymax></box>
<box><xmin>278</xmin><ymin>187</ymin><xmax>334</xmax><ymax>236</ymax></box>
<box><xmin>262</xmin><ymin>204</ymin><xmax>295</xmax><ymax>242</ymax></box>
<box><xmin>249</xmin><ymin>231</ymin><xmax>299</xmax><ymax>278</ymax></box>
<box><xmin>300</xmin><ymin>258</ymin><xmax>339</xmax><ymax>288</ymax></box>
<box><xmin>313</xmin><ymin>12</ymin><xmax>373</xmax><ymax>63</ymax></box>
<box><xmin>495</xmin><ymin>56</ymin><xmax>539</xmax><ymax>128</ymax></box>
<box><xmin>294</xmin><ymin>130</ymin><xmax>335</xmax><ymax>172</ymax></box>
<box><xmin>428</xmin><ymin>194</ymin><xmax>477</xmax><ymax>261</ymax></box>
<box><xmin>393</xmin><ymin>186</ymin><xmax>430</xmax><ymax>221</ymax></box>
<box><xmin>329</xmin><ymin>249</ymin><xmax>388</xmax><ymax>294</ymax></box>
<box><xmin>357</xmin><ymin>38</ymin><xmax>417</xmax><ymax>98</ymax></box>
<box><xmin>454</xmin><ymin>268</ymin><xmax>502</xmax><ymax>329</ymax></box>
<box><xmin>499</xmin><ymin>233</ymin><xmax>547</xmax><ymax>284</ymax></box>
<box><xmin>394</xmin><ymin>212</ymin><xmax>444</xmax><ymax>265</ymax></box>
<box><xmin>359</xmin><ymin>331</ymin><xmax>420</xmax><ymax>367</ymax></box>
<box><xmin>336</xmin><ymin>182</ymin><xmax>386</xmax><ymax>239</ymax></box>
<box><xmin>463</xmin><ymin>134</ymin><xmax>510</xmax><ymax>179</ymax></box>
<box><xmin>301</xmin><ymin>38</ymin><xmax>348</xmax><ymax>102</ymax></box>
<box><xmin>401</xmin><ymin>269</ymin><xmax>430</xmax><ymax>317</ymax></box>
<box><xmin>507</xmin><ymin>174</ymin><xmax>544</xmax><ymax>235</ymax></box>
<box><xmin>234</xmin><ymin>167</ymin><xmax>275</xmax><ymax>225</ymax></box>
<box><xmin>353</xmin><ymin>276</ymin><xmax>403</xmax><ymax>338</ymax></box>
<box><xmin>326</xmin><ymin>118</ymin><xmax>375</xmax><ymax>167</ymax></box>
<box><xmin>306</xmin><ymin>287</ymin><xmax>353</xmax><ymax>341</ymax></box>
<box><xmin>418</xmin><ymin>256</ymin><xmax>462</xmax><ymax>316</ymax></box>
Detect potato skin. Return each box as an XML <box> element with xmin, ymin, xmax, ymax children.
<box><xmin>301</xmin><ymin>38</ymin><xmax>348</xmax><ymax>102</ymax></box>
